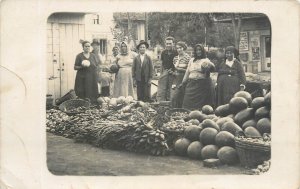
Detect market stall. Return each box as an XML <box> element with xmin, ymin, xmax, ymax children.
<box><xmin>46</xmin><ymin>90</ymin><xmax>271</xmax><ymax>174</ymax></box>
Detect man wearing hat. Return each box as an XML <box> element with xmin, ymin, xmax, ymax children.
<box><xmin>132</xmin><ymin>40</ymin><xmax>153</xmax><ymax>102</ymax></box>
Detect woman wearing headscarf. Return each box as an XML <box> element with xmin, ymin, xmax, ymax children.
<box><xmin>171</xmin><ymin>41</ymin><xmax>191</xmax><ymax>108</ymax></box>
<box><xmin>74</xmin><ymin>40</ymin><xmax>99</xmax><ymax>103</ymax></box>
<box><xmin>113</xmin><ymin>41</ymin><xmax>137</xmax><ymax>98</ymax></box>
<box><xmin>216</xmin><ymin>46</ymin><xmax>246</xmax><ymax>106</ymax></box>
<box><xmin>180</xmin><ymin>44</ymin><xmax>215</xmax><ymax>110</ymax></box>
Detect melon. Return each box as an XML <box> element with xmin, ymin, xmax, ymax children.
<box><xmin>184</xmin><ymin>125</ymin><xmax>202</xmax><ymax>141</ymax></box>
<box><xmin>256</xmin><ymin>118</ymin><xmax>271</xmax><ymax>134</ymax></box>
<box><xmin>97</xmin><ymin>97</ymin><xmax>105</xmax><ymax>104</ymax></box>
<box><xmin>110</xmin><ymin>64</ymin><xmax>119</xmax><ymax>73</ymax></box>
<box><xmin>206</xmin><ymin>114</ymin><xmax>217</xmax><ymax>120</ymax></box>
<box><xmin>126</xmin><ymin>96</ymin><xmax>134</xmax><ymax>102</ymax></box>
<box><xmin>189</xmin><ymin>110</ymin><xmax>207</xmax><ymax>122</ymax></box>
<box><xmin>244</xmin><ymin>126</ymin><xmax>262</xmax><ymax>137</ymax></box>
<box><xmin>103</xmin><ymin>97</ymin><xmax>110</xmax><ymax>103</ymax></box>
<box><xmin>234</xmin><ymin>91</ymin><xmax>252</xmax><ymax>105</ymax></box>
<box><xmin>174</xmin><ymin>138</ymin><xmax>191</xmax><ymax>156</ymax></box>
<box><xmin>264</xmin><ymin>92</ymin><xmax>271</xmax><ymax>107</ymax></box>
<box><xmin>234</xmin><ymin>108</ymin><xmax>255</xmax><ymax>126</ymax></box>
<box><xmin>255</xmin><ymin>106</ymin><xmax>270</xmax><ymax>120</ymax></box>
<box><xmin>229</xmin><ymin>97</ymin><xmax>248</xmax><ymax>114</ymax></box>
<box><xmin>242</xmin><ymin>119</ymin><xmax>257</xmax><ymax>130</ymax></box>
<box><xmin>202</xmin><ymin>119</ymin><xmax>220</xmax><ymax>131</ymax></box>
<box><xmin>201</xmin><ymin>145</ymin><xmax>219</xmax><ymax>160</ymax></box>
<box><xmin>217</xmin><ymin>146</ymin><xmax>239</xmax><ymax>165</ymax></box>
<box><xmin>188</xmin><ymin>119</ymin><xmax>200</xmax><ymax>126</ymax></box>
<box><xmin>251</xmin><ymin>97</ymin><xmax>265</xmax><ymax>110</ymax></box>
<box><xmin>199</xmin><ymin>128</ymin><xmax>218</xmax><ymax>145</ymax></box>
<box><xmin>216</xmin><ymin>117</ymin><xmax>234</xmax><ymax>129</ymax></box>
<box><xmin>202</xmin><ymin>105</ymin><xmax>214</xmax><ymax>115</ymax></box>
<box><xmin>215</xmin><ymin>131</ymin><xmax>235</xmax><ymax>147</ymax></box>
<box><xmin>109</xmin><ymin>98</ymin><xmax>117</xmax><ymax>107</ymax></box>
<box><xmin>187</xmin><ymin>141</ymin><xmax>204</xmax><ymax>159</ymax></box>
<box><xmin>215</xmin><ymin>104</ymin><xmax>231</xmax><ymax>117</ymax></box>
<box><xmin>212</xmin><ymin>117</ymin><xmax>219</xmax><ymax>122</ymax></box>
<box><xmin>117</xmin><ymin>96</ymin><xmax>126</xmax><ymax>104</ymax></box>
<box><xmin>227</xmin><ymin>114</ymin><xmax>235</xmax><ymax>119</ymax></box>
<box><xmin>221</xmin><ymin>122</ymin><xmax>242</xmax><ymax>136</ymax></box>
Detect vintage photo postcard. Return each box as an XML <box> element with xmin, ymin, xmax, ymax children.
<box><xmin>0</xmin><ymin>0</ymin><xmax>299</xmax><ymax>189</ymax></box>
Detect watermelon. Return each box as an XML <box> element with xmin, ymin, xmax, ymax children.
<box><xmin>215</xmin><ymin>104</ymin><xmax>231</xmax><ymax>117</ymax></box>
<box><xmin>202</xmin><ymin>119</ymin><xmax>220</xmax><ymax>131</ymax></box>
<box><xmin>229</xmin><ymin>97</ymin><xmax>248</xmax><ymax>114</ymax></box>
<box><xmin>216</xmin><ymin>117</ymin><xmax>234</xmax><ymax>129</ymax></box>
<box><xmin>221</xmin><ymin>122</ymin><xmax>242</xmax><ymax>136</ymax></box>
<box><xmin>217</xmin><ymin>146</ymin><xmax>239</xmax><ymax>165</ymax></box>
<box><xmin>244</xmin><ymin>126</ymin><xmax>262</xmax><ymax>137</ymax></box>
<box><xmin>264</xmin><ymin>92</ymin><xmax>271</xmax><ymax>107</ymax></box>
<box><xmin>234</xmin><ymin>108</ymin><xmax>255</xmax><ymax>126</ymax></box>
<box><xmin>255</xmin><ymin>106</ymin><xmax>270</xmax><ymax>120</ymax></box>
<box><xmin>256</xmin><ymin>118</ymin><xmax>271</xmax><ymax>134</ymax></box>
<box><xmin>251</xmin><ymin>97</ymin><xmax>265</xmax><ymax>110</ymax></box>
<box><xmin>201</xmin><ymin>145</ymin><xmax>219</xmax><ymax>160</ymax></box>
<box><xmin>242</xmin><ymin>119</ymin><xmax>257</xmax><ymax>130</ymax></box>
<box><xmin>174</xmin><ymin>138</ymin><xmax>191</xmax><ymax>156</ymax></box>
<box><xmin>187</xmin><ymin>141</ymin><xmax>204</xmax><ymax>159</ymax></box>
<box><xmin>234</xmin><ymin>91</ymin><xmax>252</xmax><ymax>105</ymax></box>
<box><xmin>215</xmin><ymin>131</ymin><xmax>235</xmax><ymax>147</ymax></box>
<box><xmin>199</xmin><ymin>128</ymin><xmax>218</xmax><ymax>145</ymax></box>
<box><xmin>189</xmin><ymin>110</ymin><xmax>207</xmax><ymax>122</ymax></box>
<box><xmin>184</xmin><ymin>125</ymin><xmax>202</xmax><ymax>141</ymax></box>
<box><xmin>202</xmin><ymin>105</ymin><xmax>214</xmax><ymax>115</ymax></box>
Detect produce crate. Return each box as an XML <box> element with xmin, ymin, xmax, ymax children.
<box><xmin>55</xmin><ymin>89</ymin><xmax>77</xmax><ymax>105</ymax></box>
<box><xmin>59</xmin><ymin>99</ymin><xmax>90</xmax><ymax>116</ymax></box>
<box><xmin>235</xmin><ymin>137</ymin><xmax>271</xmax><ymax>168</ymax></box>
<box><xmin>165</xmin><ymin>108</ymin><xmax>190</xmax><ymax>121</ymax></box>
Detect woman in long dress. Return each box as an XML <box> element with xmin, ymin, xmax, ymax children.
<box><xmin>113</xmin><ymin>41</ymin><xmax>137</xmax><ymax>98</ymax></box>
<box><xmin>216</xmin><ymin>46</ymin><xmax>246</xmax><ymax>106</ymax></box>
<box><xmin>74</xmin><ymin>40</ymin><xmax>99</xmax><ymax>103</ymax></box>
<box><xmin>180</xmin><ymin>44</ymin><xmax>215</xmax><ymax>110</ymax></box>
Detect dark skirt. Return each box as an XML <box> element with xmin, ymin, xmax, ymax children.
<box><xmin>74</xmin><ymin>69</ymin><xmax>98</xmax><ymax>102</ymax></box>
<box><xmin>171</xmin><ymin>71</ymin><xmax>186</xmax><ymax>108</ymax></box>
<box><xmin>216</xmin><ymin>75</ymin><xmax>240</xmax><ymax>106</ymax></box>
<box><xmin>182</xmin><ymin>78</ymin><xmax>214</xmax><ymax>111</ymax></box>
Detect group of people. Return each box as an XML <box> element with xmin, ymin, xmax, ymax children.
<box><xmin>73</xmin><ymin>36</ymin><xmax>246</xmax><ymax>111</ymax></box>
<box><xmin>73</xmin><ymin>39</ymin><xmax>154</xmax><ymax>104</ymax></box>
<box><xmin>156</xmin><ymin>37</ymin><xmax>246</xmax><ymax>110</ymax></box>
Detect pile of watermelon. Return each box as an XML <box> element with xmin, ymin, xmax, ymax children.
<box><xmin>173</xmin><ymin>91</ymin><xmax>271</xmax><ymax>166</ymax></box>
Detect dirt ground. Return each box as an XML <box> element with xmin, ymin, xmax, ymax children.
<box><xmin>47</xmin><ymin>133</ymin><xmax>249</xmax><ymax>176</ymax></box>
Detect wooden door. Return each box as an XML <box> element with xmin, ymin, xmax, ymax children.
<box><xmin>47</xmin><ymin>23</ymin><xmax>85</xmax><ymax>99</ymax></box>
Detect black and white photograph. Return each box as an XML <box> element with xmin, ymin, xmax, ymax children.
<box><xmin>0</xmin><ymin>0</ymin><xmax>299</xmax><ymax>189</ymax></box>
<box><xmin>46</xmin><ymin>12</ymin><xmax>272</xmax><ymax>176</ymax></box>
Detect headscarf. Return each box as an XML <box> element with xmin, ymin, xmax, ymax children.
<box><xmin>225</xmin><ymin>46</ymin><xmax>239</xmax><ymax>58</ymax></box>
<box><xmin>193</xmin><ymin>44</ymin><xmax>206</xmax><ymax>62</ymax></box>
<box><xmin>225</xmin><ymin>46</ymin><xmax>238</xmax><ymax>67</ymax></box>
<box><xmin>120</xmin><ymin>41</ymin><xmax>129</xmax><ymax>55</ymax></box>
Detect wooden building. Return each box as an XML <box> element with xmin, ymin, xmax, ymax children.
<box><xmin>218</xmin><ymin>14</ymin><xmax>271</xmax><ymax>73</ymax></box>
<box><xmin>47</xmin><ymin>12</ymin><xmax>147</xmax><ymax>100</ymax></box>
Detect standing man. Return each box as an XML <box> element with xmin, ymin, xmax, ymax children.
<box><xmin>132</xmin><ymin>40</ymin><xmax>153</xmax><ymax>102</ymax></box>
<box><xmin>156</xmin><ymin>36</ymin><xmax>178</xmax><ymax>101</ymax></box>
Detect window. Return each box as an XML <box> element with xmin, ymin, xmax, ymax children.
<box><xmin>93</xmin><ymin>14</ymin><xmax>100</xmax><ymax>25</ymax></box>
<box><xmin>99</xmin><ymin>39</ymin><xmax>107</xmax><ymax>55</ymax></box>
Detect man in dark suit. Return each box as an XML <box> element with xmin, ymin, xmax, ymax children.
<box><xmin>132</xmin><ymin>40</ymin><xmax>153</xmax><ymax>102</ymax></box>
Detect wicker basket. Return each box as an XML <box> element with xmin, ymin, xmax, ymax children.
<box><xmin>235</xmin><ymin>137</ymin><xmax>271</xmax><ymax>168</ymax></box>
<box><xmin>55</xmin><ymin>90</ymin><xmax>77</xmax><ymax>105</ymax></box>
<box><xmin>59</xmin><ymin>99</ymin><xmax>90</xmax><ymax>115</ymax></box>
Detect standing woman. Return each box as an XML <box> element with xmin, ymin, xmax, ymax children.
<box><xmin>74</xmin><ymin>40</ymin><xmax>99</xmax><ymax>103</ymax></box>
<box><xmin>171</xmin><ymin>41</ymin><xmax>191</xmax><ymax>108</ymax></box>
<box><xmin>180</xmin><ymin>44</ymin><xmax>215</xmax><ymax>110</ymax></box>
<box><xmin>113</xmin><ymin>41</ymin><xmax>137</xmax><ymax>98</ymax></box>
<box><xmin>216</xmin><ymin>46</ymin><xmax>246</xmax><ymax>106</ymax></box>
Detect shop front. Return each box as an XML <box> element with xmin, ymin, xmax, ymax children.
<box><xmin>238</xmin><ymin>15</ymin><xmax>271</xmax><ymax>73</ymax></box>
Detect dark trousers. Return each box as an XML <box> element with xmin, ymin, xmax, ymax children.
<box><xmin>137</xmin><ymin>78</ymin><xmax>151</xmax><ymax>102</ymax></box>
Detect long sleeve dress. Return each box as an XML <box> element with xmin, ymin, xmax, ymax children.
<box><xmin>74</xmin><ymin>52</ymin><xmax>99</xmax><ymax>103</ymax></box>
<box><xmin>113</xmin><ymin>52</ymin><xmax>137</xmax><ymax>98</ymax></box>
<box><xmin>216</xmin><ymin>59</ymin><xmax>246</xmax><ymax>106</ymax></box>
